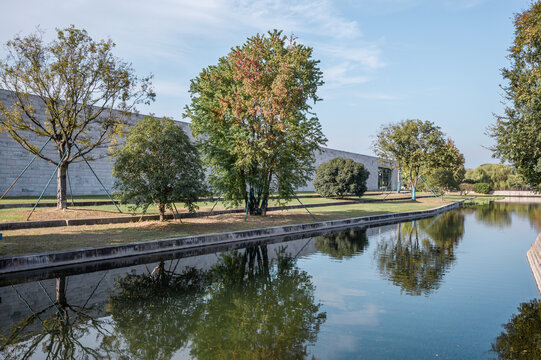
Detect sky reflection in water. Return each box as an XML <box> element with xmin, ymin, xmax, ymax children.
<box><xmin>1</xmin><ymin>202</ymin><xmax>540</xmax><ymax>359</ymax></box>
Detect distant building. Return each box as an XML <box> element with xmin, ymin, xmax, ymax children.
<box><xmin>0</xmin><ymin>89</ymin><xmax>396</xmax><ymax>196</ymax></box>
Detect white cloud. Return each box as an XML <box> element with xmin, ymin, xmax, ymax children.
<box><xmin>319</xmin><ymin>44</ymin><xmax>386</xmax><ymax>70</ymax></box>
<box><xmin>322</xmin><ymin>63</ymin><xmax>371</xmax><ymax>88</ymax></box>
<box><xmin>327</xmin><ymin>304</ymin><xmax>385</xmax><ymax>326</ymax></box>
<box><xmin>0</xmin><ymin>0</ymin><xmax>387</xmax><ymax>112</ymax></box>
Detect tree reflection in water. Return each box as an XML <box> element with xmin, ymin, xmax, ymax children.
<box><xmin>108</xmin><ymin>262</ymin><xmax>209</xmax><ymax>360</ymax></box>
<box><xmin>314</xmin><ymin>229</ymin><xmax>369</xmax><ymax>260</ymax></box>
<box><xmin>2</xmin><ymin>246</ymin><xmax>326</xmax><ymax>360</ymax></box>
<box><xmin>375</xmin><ymin>210</ymin><xmax>465</xmax><ymax>296</ymax></box>
<box><xmin>0</xmin><ymin>276</ymin><xmax>118</xmax><ymax>359</ymax></box>
<box><xmin>109</xmin><ymin>245</ymin><xmax>326</xmax><ymax>360</ymax></box>
<box><xmin>468</xmin><ymin>202</ymin><xmax>541</xmax><ymax>230</ymax></box>
<box><xmin>491</xmin><ymin>299</ymin><xmax>541</xmax><ymax>360</ymax></box>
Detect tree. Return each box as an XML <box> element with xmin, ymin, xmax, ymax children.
<box><xmin>375</xmin><ymin>211</ymin><xmax>464</xmax><ymax>296</ymax></box>
<box><xmin>109</xmin><ymin>265</ymin><xmax>209</xmax><ymax>360</ymax></box>
<box><xmin>184</xmin><ymin>30</ymin><xmax>326</xmax><ymax>216</ymax></box>
<box><xmin>1</xmin><ymin>276</ymin><xmax>122</xmax><ymax>359</ymax></box>
<box><xmin>191</xmin><ymin>246</ymin><xmax>326</xmax><ymax>359</ymax></box>
<box><xmin>312</xmin><ymin>157</ymin><xmax>370</xmax><ymax>198</ymax></box>
<box><xmin>314</xmin><ymin>229</ymin><xmax>369</xmax><ymax>260</ymax></box>
<box><xmin>490</xmin><ymin>2</ymin><xmax>541</xmax><ymax>189</ymax></box>
<box><xmin>108</xmin><ymin>246</ymin><xmax>327</xmax><ymax>359</ymax></box>
<box><xmin>491</xmin><ymin>299</ymin><xmax>541</xmax><ymax>360</ymax></box>
<box><xmin>424</xmin><ymin>139</ymin><xmax>465</xmax><ymax>193</ymax></box>
<box><xmin>372</xmin><ymin>119</ymin><xmax>449</xmax><ymax>200</ymax></box>
<box><xmin>0</xmin><ymin>26</ymin><xmax>154</xmax><ymax>209</ymax></box>
<box><xmin>464</xmin><ymin>164</ymin><xmax>525</xmax><ymax>190</ymax></box>
<box><xmin>112</xmin><ymin>116</ymin><xmax>206</xmax><ymax>221</ymax></box>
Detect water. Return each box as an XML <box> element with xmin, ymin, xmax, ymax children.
<box><xmin>1</xmin><ymin>202</ymin><xmax>540</xmax><ymax>359</ymax></box>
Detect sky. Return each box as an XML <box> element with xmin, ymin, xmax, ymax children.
<box><xmin>0</xmin><ymin>0</ymin><xmax>532</xmax><ymax>168</ymax></box>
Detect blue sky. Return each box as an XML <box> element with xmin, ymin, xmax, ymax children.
<box><xmin>0</xmin><ymin>0</ymin><xmax>531</xmax><ymax>168</ymax></box>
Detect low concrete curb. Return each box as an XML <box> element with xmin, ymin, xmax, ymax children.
<box><xmin>527</xmin><ymin>232</ymin><xmax>541</xmax><ymax>296</ymax></box>
<box><xmin>493</xmin><ymin>190</ymin><xmax>541</xmax><ymax>197</ymax></box>
<box><xmin>0</xmin><ymin>200</ymin><xmax>463</xmax><ymax>274</ymax></box>
<box><xmin>0</xmin><ymin>195</ymin><xmax>433</xmax><ymax>231</ymax></box>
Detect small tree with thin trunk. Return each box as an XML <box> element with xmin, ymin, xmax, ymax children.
<box><xmin>112</xmin><ymin>116</ymin><xmax>206</xmax><ymax>221</ymax></box>
<box><xmin>372</xmin><ymin>119</ymin><xmax>448</xmax><ymax>200</ymax></box>
<box><xmin>0</xmin><ymin>25</ymin><xmax>154</xmax><ymax>209</ymax></box>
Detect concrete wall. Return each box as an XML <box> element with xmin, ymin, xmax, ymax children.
<box><xmin>0</xmin><ymin>89</ymin><xmax>396</xmax><ymax>196</ymax></box>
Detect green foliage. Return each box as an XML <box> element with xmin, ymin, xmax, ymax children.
<box><xmin>193</xmin><ymin>246</ymin><xmax>326</xmax><ymax>359</ymax></box>
<box><xmin>424</xmin><ymin>139</ymin><xmax>466</xmax><ymax>192</ymax></box>
<box><xmin>314</xmin><ymin>229</ymin><xmax>368</xmax><ymax>259</ymax></box>
<box><xmin>373</xmin><ymin>119</ymin><xmax>463</xmax><ymax>198</ymax></box>
<box><xmin>490</xmin><ymin>2</ymin><xmax>541</xmax><ymax>189</ymax></box>
<box><xmin>109</xmin><ymin>265</ymin><xmax>209</xmax><ymax>360</ymax></box>
<box><xmin>112</xmin><ymin>116</ymin><xmax>206</xmax><ymax>220</ymax></box>
<box><xmin>375</xmin><ymin>211</ymin><xmax>464</xmax><ymax>296</ymax></box>
<box><xmin>312</xmin><ymin>158</ymin><xmax>370</xmax><ymax>198</ymax></box>
<box><xmin>184</xmin><ymin>30</ymin><xmax>326</xmax><ymax>215</ymax></box>
<box><xmin>465</xmin><ymin>164</ymin><xmax>526</xmax><ymax>190</ymax></box>
<box><xmin>491</xmin><ymin>299</ymin><xmax>541</xmax><ymax>360</ymax></box>
<box><xmin>474</xmin><ymin>182</ymin><xmax>492</xmax><ymax>194</ymax></box>
<box><xmin>459</xmin><ymin>182</ymin><xmax>475</xmax><ymax>194</ymax></box>
<box><xmin>108</xmin><ymin>246</ymin><xmax>327</xmax><ymax>359</ymax></box>
<box><xmin>0</xmin><ymin>25</ymin><xmax>154</xmax><ymax>209</ymax></box>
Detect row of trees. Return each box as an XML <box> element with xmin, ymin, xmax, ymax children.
<box><xmin>5</xmin><ymin>16</ymin><xmax>536</xmax><ymax>218</ymax></box>
<box><xmin>0</xmin><ymin>25</ymin><xmax>462</xmax><ymax>219</ymax></box>
<box><xmin>0</xmin><ymin>27</ymin><xmax>327</xmax><ymax>217</ymax></box>
<box><xmin>465</xmin><ymin>164</ymin><xmax>526</xmax><ymax>190</ymax></box>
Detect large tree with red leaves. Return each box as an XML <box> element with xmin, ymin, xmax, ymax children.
<box><xmin>185</xmin><ymin>30</ymin><xmax>326</xmax><ymax>215</ymax></box>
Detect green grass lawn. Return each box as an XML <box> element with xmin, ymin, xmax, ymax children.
<box><xmin>0</xmin><ymin>190</ymin><xmax>424</xmax><ymax>221</ymax></box>
<box><xmin>0</xmin><ymin>197</ymin><xmax>453</xmax><ymax>256</ymax></box>
<box><xmin>0</xmin><ymin>197</ymin><xmax>357</xmax><ymax>223</ymax></box>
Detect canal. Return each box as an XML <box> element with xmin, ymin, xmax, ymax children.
<box><xmin>1</xmin><ymin>202</ymin><xmax>540</xmax><ymax>359</ymax></box>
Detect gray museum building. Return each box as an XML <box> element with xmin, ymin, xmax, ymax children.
<box><xmin>0</xmin><ymin>89</ymin><xmax>397</xmax><ymax>197</ymax></box>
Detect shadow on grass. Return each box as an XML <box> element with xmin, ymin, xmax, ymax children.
<box><xmin>0</xmin><ymin>207</ymin><xmax>420</xmax><ymax>257</ymax></box>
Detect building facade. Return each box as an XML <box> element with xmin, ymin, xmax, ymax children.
<box><xmin>0</xmin><ymin>89</ymin><xmax>396</xmax><ymax>196</ymax></box>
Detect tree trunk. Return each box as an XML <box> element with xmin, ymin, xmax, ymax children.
<box><xmin>56</xmin><ymin>277</ymin><xmax>67</xmax><ymax>307</ymax></box>
<box><xmin>57</xmin><ymin>163</ymin><xmax>68</xmax><ymax>210</ymax></box>
<box><xmin>261</xmin><ymin>195</ymin><xmax>268</xmax><ymax>216</ymax></box>
<box><xmin>411</xmin><ymin>175</ymin><xmax>419</xmax><ymax>201</ymax></box>
<box><xmin>260</xmin><ymin>171</ymin><xmax>272</xmax><ymax>216</ymax></box>
<box><xmin>158</xmin><ymin>203</ymin><xmax>165</xmax><ymax>221</ymax></box>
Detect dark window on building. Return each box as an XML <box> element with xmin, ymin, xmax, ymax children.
<box><xmin>378</xmin><ymin>167</ymin><xmax>392</xmax><ymax>190</ymax></box>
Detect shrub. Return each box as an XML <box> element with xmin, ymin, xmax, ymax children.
<box><xmin>474</xmin><ymin>182</ymin><xmax>492</xmax><ymax>194</ymax></box>
<box><xmin>313</xmin><ymin>158</ymin><xmax>370</xmax><ymax>198</ymax></box>
<box><xmin>459</xmin><ymin>183</ymin><xmax>475</xmax><ymax>195</ymax></box>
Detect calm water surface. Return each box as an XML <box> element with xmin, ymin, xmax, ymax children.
<box><xmin>1</xmin><ymin>202</ymin><xmax>540</xmax><ymax>359</ymax></box>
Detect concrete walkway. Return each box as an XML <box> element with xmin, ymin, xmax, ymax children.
<box><xmin>527</xmin><ymin>232</ymin><xmax>541</xmax><ymax>296</ymax></box>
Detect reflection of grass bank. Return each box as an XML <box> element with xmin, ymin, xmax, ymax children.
<box><xmin>0</xmin><ymin>198</ymin><xmax>452</xmax><ymax>256</ymax></box>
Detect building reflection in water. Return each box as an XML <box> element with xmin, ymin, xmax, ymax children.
<box><xmin>1</xmin><ymin>244</ymin><xmax>326</xmax><ymax>360</ymax></box>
